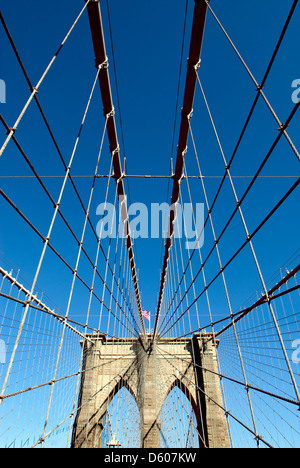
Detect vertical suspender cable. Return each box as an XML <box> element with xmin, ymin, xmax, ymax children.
<box><xmin>154</xmin><ymin>0</ymin><xmax>210</xmax><ymax>339</ymax></box>
<box><xmin>85</xmin><ymin>0</ymin><xmax>146</xmax><ymax>337</ymax></box>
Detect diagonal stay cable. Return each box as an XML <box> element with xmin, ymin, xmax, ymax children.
<box><xmin>174</xmin><ymin>283</ymin><xmax>300</xmax><ymax>340</ymax></box>
<box><xmin>156</xmin><ymin>0</ymin><xmax>189</xmax><ymax>306</ymax></box>
<box><xmin>0</xmin><ymin>11</ymin><xmax>132</xmax><ymax>315</ymax></box>
<box><xmin>0</xmin><ymin>290</ymin><xmax>133</xmax><ymax>340</ymax></box>
<box><xmin>32</xmin><ymin>351</ymin><xmax>143</xmax><ymax>448</ymax></box>
<box><xmin>203</xmin><ymin>0</ymin><xmax>300</xmax><ymax>162</ymax></box>
<box><xmin>155</xmin><ymin>345</ymin><xmax>273</xmax><ymax>448</ymax></box>
<box><xmin>40</xmin><ymin>139</ymin><xmax>139</xmax><ymax>445</ymax></box>
<box><xmin>156</xmin><ymin>344</ymin><xmax>299</xmax><ymax>409</ymax></box>
<box><xmin>158</xmin><ymin>0</ymin><xmax>300</xmax><ymax>331</ymax></box>
<box><xmin>159</xmin><ymin>99</ymin><xmax>300</xmax><ymax>337</ymax></box>
<box><xmin>0</xmin><ymin>0</ymin><xmax>91</xmax><ymax>158</ymax></box>
<box><xmin>161</xmin><ymin>155</ymin><xmax>300</xmax><ymax>340</ymax></box>
<box><xmin>84</xmin><ymin>0</ymin><xmax>145</xmax><ymax>336</ymax></box>
<box><xmin>0</xmin><ymin>112</ymin><xmax>138</xmax><ymax>334</ymax></box>
<box><xmin>153</xmin><ymin>0</ymin><xmax>210</xmax><ymax>339</ymax></box>
<box><xmin>196</xmin><ymin>75</ymin><xmax>300</xmax><ymax>407</ymax></box>
<box><xmin>0</xmin><ymin>349</ymin><xmax>140</xmax><ymax>403</ymax></box>
<box><xmin>0</xmin><ymin>186</ymin><xmax>139</xmax><ymax>333</ymax></box>
<box><xmin>0</xmin><ymin>107</ymin><xmax>137</xmax><ymax>334</ymax></box>
<box><xmin>0</xmin><ymin>65</ymin><xmax>137</xmax><ymax>403</ymax></box>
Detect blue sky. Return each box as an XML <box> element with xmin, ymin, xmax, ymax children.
<box><xmin>0</xmin><ymin>0</ymin><xmax>300</xmax><ymax>449</ymax></box>
<box><xmin>0</xmin><ymin>0</ymin><xmax>299</xmax><ymax>339</ymax></box>
<box><xmin>0</xmin><ymin>0</ymin><xmax>299</xmax><ymax>324</ymax></box>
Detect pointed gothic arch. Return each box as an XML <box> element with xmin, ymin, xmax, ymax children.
<box><xmin>102</xmin><ymin>378</ymin><xmax>141</xmax><ymax>448</ymax></box>
<box><xmin>72</xmin><ymin>335</ymin><xmax>230</xmax><ymax>448</ymax></box>
<box><xmin>161</xmin><ymin>378</ymin><xmax>205</xmax><ymax>448</ymax></box>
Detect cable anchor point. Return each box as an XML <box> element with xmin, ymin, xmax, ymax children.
<box><xmin>96</xmin><ymin>56</ymin><xmax>109</xmax><ymax>70</ymax></box>
<box><xmin>105</xmin><ymin>107</ymin><xmax>115</xmax><ymax>120</ymax></box>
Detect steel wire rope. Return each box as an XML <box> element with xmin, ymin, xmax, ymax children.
<box><xmin>91</xmin><ymin>342</ymin><xmax>146</xmax><ymax>447</ymax></box>
<box><xmin>155</xmin><ymin>343</ymin><xmax>274</xmax><ymax>448</ymax></box>
<box><xmin>160</xmin><ymin>101</ymin><xmax>300</xmax><ymax>339</ymax></box>
<box><xmin>0</xmin><ymin>12</ymin><xmax>134</xmax><ymax>320</ymax></box>
<box><xmin>168</xmin><ymin>188</ymin><xmax>219</xmax><ymax>445</ymax></box>
<box><xmin>38</xmin><ymin>108</ymin><xmax>119</xmax><ymax>447</ymax></box>
<box><xmin>155</xmin><ymin>345</ymin><xmax>222</xmax><ymax>448</ymax></box>
<box><xmin>203</xmin><ymin>0</ymin><xmax>300</xmax><ymax>163</ymax></box>
<box><xmin>196</xmin><ymin>76</ymin><xmax>300</xmax><ymax>407</ymax></box>
<box><xmin>177</xmin><ymin>268</ymin><xmax>300</xmax><ymax>340</ymax></box>
<box><xmin>0</xmin><ymin>0</ymin><xmax>92</xmax><ymax>158</ymax></box>
<box><xmin>155</xmin><ymin>0</ymin><xmax>190</xmax><ymax>316</ymax></box>
<box><xmin>159</xmin><ymin>0</ymin><xmax>300</xmax><ymax>326</ymax></box>
<box><xmin>98</xmin><ymin>231</ymin><xmax>136</xmax><ymax>448</ymax></box>
<box><xmin>104</xmin><ymin>0</ymin><xmax>143</xmax><ymax>289</ymax></box>
<box><xmin>0</xmin><ymin>64</ymin><xmax>103</xmax><ymax>406</ymax></box>
<box><xmin>155</xmin><ymin>346</ymin><xmax>205</xmax><ymax>448</ymax></box>
<box><xmin>0</xmin><ymin>117</ymin><xmax>137</xmax><ymax>335</ymax></box>
<box><xmin>181</xmin><ymin>163</ymin><xmax>232</xmax><ymax>442</ymax></box>
<box><xmin>31</xmin><ymin>352</ymin><xmax>144</xmax><ymax>448</ymax></box>
<box><xmin>0</xmin><ymin>174</ymin><xmax>138</xmax><ymax>338</ymax></box>
<box><xmin>154</xmin><ymin>0</ymin><xmax>299</xmax><ymax>340</ymax></box>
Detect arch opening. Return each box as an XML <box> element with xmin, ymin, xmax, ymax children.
<box><xmin>101</xmin><ymin>382</ymin><xmax>141</xmax><ymax>448</ymax></box>
<box><xmin>160</xmin><ymin>380</ymin><xmax>201</xmax><ymax>448</ymax></box>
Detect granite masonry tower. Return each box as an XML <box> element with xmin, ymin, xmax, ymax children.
<box><xmin>71</xmin><ymin>333</ymin><xmax>230</xmax><ymax>448</ymax></box>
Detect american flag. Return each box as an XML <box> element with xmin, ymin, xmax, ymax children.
<box><xmin>142</xmin><ymin>310</ymin><xmax>150</xmax><ymax>322</ymax></box>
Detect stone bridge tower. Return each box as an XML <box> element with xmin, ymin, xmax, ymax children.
<box><xmin>71</xmin><ymin>333</ymin><xmax>230</xmax><ymax>448</ymax></box>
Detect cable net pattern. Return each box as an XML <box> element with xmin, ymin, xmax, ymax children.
<box><xmin>0</xmin><ymin>0</ymin><xmax>299</xmax><ymax>448</ymax></box>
